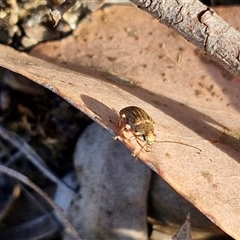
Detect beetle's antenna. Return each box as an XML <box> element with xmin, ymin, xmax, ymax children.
<box><xmin>156</xmin><ymin>140</ymin><xmax>202</xmax><ymax>152</ymax></box>
<box><xmin>109</xmin><ymin>117</ymin><xmax>117</xmax><ymax>125</ymax></box>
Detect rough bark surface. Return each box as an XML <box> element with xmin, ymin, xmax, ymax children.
<box><xmin>129</xmin><ymin>0</ymin><xmax>240</xmax><ymax>77</ymax></box>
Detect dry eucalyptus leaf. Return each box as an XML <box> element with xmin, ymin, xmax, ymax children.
<box><xmin>1</xmin><ymin>4</ymin><xmax>240</xmax><ymax>239</ymax></box>
<box><xmin>172</xmin><ymin>214</ymin><xmax>191</xmax><ymax>240</ymax></box>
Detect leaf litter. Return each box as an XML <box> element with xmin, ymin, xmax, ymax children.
<box><xmin>0</xmin><ymin>4</ymin><xmax>240</xmax><ymax>239</ymax></box>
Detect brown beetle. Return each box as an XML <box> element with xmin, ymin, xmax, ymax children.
<box><xmin>116</xmin><ymin>106</ymin><xmax>201</xmax><ymax>157</ymax></box>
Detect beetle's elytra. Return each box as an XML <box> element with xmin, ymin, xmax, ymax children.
<box><xmin>116</xmin><ymin>106</ymin><xmax>201</xmax><ymax>157</ymax></box>
<box><xmin>117</xmin><ymin>106</ymin><xmax>156</xmax><ymax>156</ymax></box>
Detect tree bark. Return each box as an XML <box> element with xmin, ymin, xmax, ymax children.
<box><xmin>129</xmin><ymin>0</ymin><xmax>240</xmax><ymax>78</ymax></box>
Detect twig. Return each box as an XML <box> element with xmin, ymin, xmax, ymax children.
<box><xmin>50</xmin><ymin>0</ymin><xmax>77</xmax><ymax>27</ymax></box>
<box><xmin>0</xmin><ymin>165</ymin><xmax>82</xmax><ymax>240</ymax></box>
<box><xmin>128</xmin><ymin>0</ymin><xmax>240</xmax><ymax>78</ymax></box>
<box><xmin>0</xmin><ymin>125</ymin><xmax>76</xmax><ymax>202</ymax></box>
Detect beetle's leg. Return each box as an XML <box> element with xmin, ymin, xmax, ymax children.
<box><xmin>128</xmin><ymin>130</ymin><xmax>144</xmax><ymax>142</ymax></box>
<box><xmin>132</xmin><ymin>142</ymin><xmax>148</xmax><ymax>157</ymax></box>
<box><xmin>127</xmin><ymin>131</ymin><xmax>151</xmax><ymax>156</ymax></box>
<box><xmin>114</xmin><ymin>118</ymin><xmax>129</xmax><ymax>140</ymax></box>
<box><xmin>113</xmin><ymin>129</ymin><xmax>124</xmax><ymax>140</ymax></box>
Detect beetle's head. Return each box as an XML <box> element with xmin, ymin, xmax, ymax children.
<box><xmin>144</xmin><ymin>131</ymin><xmax>156</xmax><ymax>145</ymax></box>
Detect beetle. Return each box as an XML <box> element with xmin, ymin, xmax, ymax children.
<box><xmin>116</xmin><ymin>106</ymin><xmax>201</xmax><ymax>157</ymax></box>
<box><xmin>117</xmin><ymin>106</ymin><xmax>156</xmax><ymax>154</ymax></box>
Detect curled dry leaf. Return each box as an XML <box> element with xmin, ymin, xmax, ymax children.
<box><xmin>1</xmin><ymin>4</ymin><xmax>240</xmax><ymax>239</ymax></box>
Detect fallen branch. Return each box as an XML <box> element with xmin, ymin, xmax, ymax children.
<box><xmin>128</xmin><ymin>0</ymin><xmax>240</xmax><ymax>78</ymax></box>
